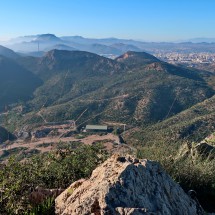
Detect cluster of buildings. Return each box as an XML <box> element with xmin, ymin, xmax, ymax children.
<box><xmin>154</xmin><ymin>52</ymin><xmax>215</xmax><ymax>65</ymax></box>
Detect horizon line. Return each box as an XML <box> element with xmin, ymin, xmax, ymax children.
<box><xmin>1</xmin><ymin>34</ymin><xmax>215</xmax><ymax>44</ymax></box>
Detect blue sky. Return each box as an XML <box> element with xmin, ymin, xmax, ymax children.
<box><xmin>0</xmin><ymin>0</ymin><xmax>215</xmax><ymax>41</ymax></box>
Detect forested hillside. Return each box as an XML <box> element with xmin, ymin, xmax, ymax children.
<box><xmin>7</xmin><ymin>50</ymin><xmax>214</xmax><ymax>129</ymax></box>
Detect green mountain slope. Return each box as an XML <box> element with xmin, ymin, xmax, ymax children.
<box><xmin>20</xmin><ymin>50</ymin><xmax>127</xmax><ymax>108</ymax></box>
<box><xmin>0</xmin><ymin>126</ymin><xmax>15</xmax><ymax>143</ymax></box>
<box><xmin>0</xmin><ymin>56</ymin><xmax>42</xmax><ymax>110</ymax></box>
<box><xmin>15</xmin><ymin>51</ymin><xmax>214</xmax><ymax>128</ymax></box>
<box><xmin>125</xmin><ymin>95</ymin><xmax>215</xmax><ymax>146</ymax></box>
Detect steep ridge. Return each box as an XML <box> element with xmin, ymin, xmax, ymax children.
<box><xmin>0</xmin><ymin>56</ymin><xmax>42</xmax><ymax>110</ymax></box>
<box><xmin>55</xmin><ymin>155</ymin><xmax>202</xmax><ymax>215</ymax></box>
<box><xmin>0</xmin><ymin>45</ymin><xmax>19</xmax><ymax>59</ymax></box>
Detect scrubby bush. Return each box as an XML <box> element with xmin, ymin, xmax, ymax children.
<box><xmin>0</xmin><ymin>143</ymin><xmax>108</xmax><ymax>214</ymax></box>
<box><xmin>136</xmin><ymin>141</ymin><xmax>215</xmax><ymax>212</ymax></box>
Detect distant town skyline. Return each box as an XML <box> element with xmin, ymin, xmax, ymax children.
<box><xmin>0</xmin><ymin>0</ymin><xmax>215</xmax><ymax>42</ymax></box>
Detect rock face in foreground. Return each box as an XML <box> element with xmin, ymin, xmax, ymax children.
<box><xmin>55</xmin><ymin>155</ymin><xmax>200</xmax><ymax>215</ymax></box>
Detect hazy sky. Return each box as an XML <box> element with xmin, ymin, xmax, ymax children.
<box><xmin>0</xmin><ymin>0</ymin><xmax>215</xmax><ymax>41</ymax></box>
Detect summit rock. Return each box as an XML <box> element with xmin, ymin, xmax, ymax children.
<box><xmin>55</xmin><ymin>155</ymin><xmax>201</xmax><ymax>215</ymax></box>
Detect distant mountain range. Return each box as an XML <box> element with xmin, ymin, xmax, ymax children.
<box><xmin>1</xmin><ymin>34</ymin><xmax>215</xmax><ymax>56</ymax></box>
<box><xmin>2</xmin><ymin>34</ymin><xmax>143</xmax><ymax>56</ymax></box>
<box><xmin>181</xmin><ymin>38</ymin><xmax>215</xmax><ymax>43</ymax></box>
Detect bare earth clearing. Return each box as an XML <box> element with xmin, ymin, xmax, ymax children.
<box><xmin>0</xmin><ymin>133</ymin><xmax>119</xmax><ymax>153</ymax></box>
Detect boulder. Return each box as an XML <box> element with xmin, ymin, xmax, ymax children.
<box><xmin>55</xmin><ymin>155</ymin><xmax>201</xmax><ymax>215</ymax></box>
<box><xmin>17</xmin><ymin>131</ymin><xmax>31</xmax><ymax>140</ymax></box>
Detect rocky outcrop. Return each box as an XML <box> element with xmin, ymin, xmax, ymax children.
<box><xmin>55</xmin><ymin>155</ymin><xmax>201</xmax><ymax>215</ymax></box>
<box><xmin>145</xmin><ymin>62</ymin><xmax>165</xmax><ymax>71</ymax></box>
<box><xmin>16</xmin><ymin>126</ymin><xmax>31</xmax><ymax>140</ymax></box>
<box><xmin>176</xmin><ymin>141</ymin><xmax>215</xmax><ymax>161</ymax></box>
<box><xmin>17</xmin><ymin>131</ymin><xmax>31</xmax><ymax>140</ymax></box>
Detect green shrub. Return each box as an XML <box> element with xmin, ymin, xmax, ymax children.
<box><xmin>0</xmin><ymin>143</ymin><xmax>108</xmax><ymax>214</ymax></box>
<box><xmin>136</xmin><ymin>141</ymin><xmax>215</xmax><ymax>212</ymax></box>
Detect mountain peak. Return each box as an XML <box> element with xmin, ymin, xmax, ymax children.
<box><xmin>116</xmin><ymin>51</ymin><xmax>160</xmax><ymax>67</ymax></box>
<box><xmin>35</xmin><ymin>49</ymin><xmax>126</xmax><ymax>80</ymax></box>
<box><xmin>33</xmin><ymin>34</ymin><xmax>61</xmax><ymax>42</ymax></box>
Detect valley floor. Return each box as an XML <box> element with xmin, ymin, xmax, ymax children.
<box><xmin>0</xmin><ymin>132</ymin><xmax>131</xmax><ymax>162</ymax></box>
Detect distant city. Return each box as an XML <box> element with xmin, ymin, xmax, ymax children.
<box><xmin>154</xmin><ymin>52</ymin><xmax>215</xmax><ymax>66</ymax></box>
